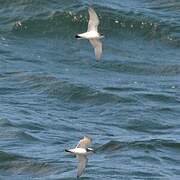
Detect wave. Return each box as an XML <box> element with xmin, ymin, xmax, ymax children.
<box><xmin>98</xmin><ymin>139</ymin><xmax>180</xmax><ymax>152</ymax></box>
<box><xmin>1</xmin><ymin>72</ymin><xmax>134</xmax><ymax>105</ymax></box>
<box><xmin>9</xmin><ymin>5</ymin><xmax>180</xmax><ymax>46</ymax></box>
<box><xmin>17</xmin><ymin>121</ymin><xmax>46</xmax><ymax>131</ymax></box>
<box><xmin>3</xmin><ymin>72</ymin><xmax>179</xmax><ymax>107</ymax></box>
<box><xmin>0</xmin><ymin>118</ymin><xmax>44</xmax><ymax>142</ymax></box>
<box><xmin>46</xmin><ymin>80</ymin><xmax>135</xmax><ymax>105</ymax></box>
<box><xmin>0</xmin><ymin>151</ymin><xmax>26</xmax><ymax>162</ymax></box>
<box><xmin>0</xmin><ymin>151</ymin><xmax>57</xmax><ymax>177</ymax></box>
<box><xmin>99</xmin><ymin>62</ymin><xmax>180</xmax><ymax>76</ymax></box>
<box><xmin>0</xmin><ymin>72</ymin><xmax>132</xmax><ymax>105</ymax></box>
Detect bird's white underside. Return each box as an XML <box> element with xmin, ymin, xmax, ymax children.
<box><xmin>68</xmin><ymin>148</ymin><xmax>88</xmax><ymax>155</ymax></box>
<box><xmin>77</xmin><ymin>31</ymin><xmax>100</xmax><ymax>39</ymax></box>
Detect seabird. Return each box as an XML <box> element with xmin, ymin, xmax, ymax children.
<box><xmin>65</xmin><ymin>136</ymin><xmax>94</xmax><ymax>178</ymax></box>
<box><xmin>76</xmin><ymin>7</ymin><xmax>103</xmax><ymax>60</ymax></box>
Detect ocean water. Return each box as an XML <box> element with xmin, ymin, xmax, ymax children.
<box><xmin>0</xmin><ymin>0</ymin><xmax>180</xmax><ymax>179</ymax></box>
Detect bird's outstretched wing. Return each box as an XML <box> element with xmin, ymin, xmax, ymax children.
<box><xmin>76</xmin><ymin>136</ymin><xmax>92</xmax><ymax>148</ymax></box>
<box><xmin>77</xmin><ymin>155</ymin><xmax>88</xmax><ymax>178</ymax></box>
<box><xmin>87</xmin><ymin>7</ymin><xmax>99</xmax><ymax>32</ymax></box>
<box><xmin>89</xmin><ymin>39</ymin><xmax>102</xmax><ymax>60</ymax></box>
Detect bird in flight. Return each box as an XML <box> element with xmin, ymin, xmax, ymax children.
<box><xmin>76</xmin><ymin>7</ymin><xmax>103</xmax><ymax>60</ymax></box>
<box><xmin>65</xmin><ymin>136</ymin><xmax>94</xmax><ymax>178</ymax></box>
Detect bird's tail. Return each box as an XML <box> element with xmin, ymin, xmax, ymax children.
<box><xmin>75</xmin><ymin>34</ymin><xmax>81</xmax><ymax>39</ymax></box>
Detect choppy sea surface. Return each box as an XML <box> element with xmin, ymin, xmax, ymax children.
<box><xmin>0</xmin><ymin>0</ymin><xmax>180</xmax><ymax>179</ymax></box>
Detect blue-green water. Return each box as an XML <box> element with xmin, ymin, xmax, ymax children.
<box><xmin>0</xmin><ymin>0</ymin><xmax>180</xmax><ymax>179</ymax></box>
